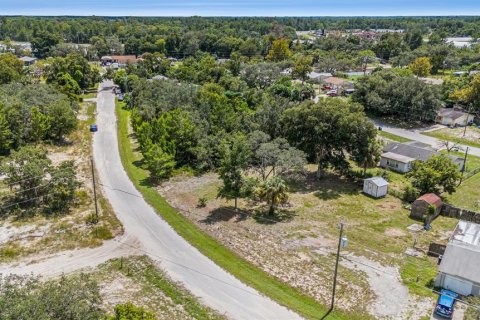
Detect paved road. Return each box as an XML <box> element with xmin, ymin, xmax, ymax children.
<box><xmin>0</xmin><ymin>80</ymin><xmax>302</xmax><ymax>320</ymax></box>
<box><xmin>373</xmin><ymin>119</ymin><xmax>480</xmax><ymax>157</ymax></box>
<box><xmin>92</xmin><ymin>80</ymin><xmax>302</xmax><ymax>320</ymax></box>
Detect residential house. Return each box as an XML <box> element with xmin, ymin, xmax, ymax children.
<box><xmin>380</xmin><ymin>141</ymin><xmax>465</xmax><ymax>173</ymax></box>
<box><xmin>436</xmin><ymin>108</ymin><xmax>474</xmax><ymax>127</ymax></box>
<box><xmin>435</xmin><ymin>221</ymin><xmax>480</xmax><ymax>296</ymax></box>
<box><xmin>410</xmin><ymin>193</ymin><xmax>442</xmax><ymax>220</ymax></box>
<box><xmin>322</xmin><ymin>76</ymin><xmax>354</xmax><ymax>90</ymax></box>
<box><xmin>363</xmin><ymin>177</ymin><xmax>388</xmax><ymax>198</ymax></box>
<box><xmin>19</xmin><ymin>56</ymin><xmax>37</xmax><ymax>66</ymax></box>
<box><xmin>308</xmin><ymin>71</ymin><xmax>332</xmax><ymax>82</ymax></box>
<box><xmin>101</xmin><ymin>55</ymin><xmax>138</xmax><ymax>67</ymax></box>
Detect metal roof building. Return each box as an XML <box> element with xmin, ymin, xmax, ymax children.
<box><xmin>435</xmin><ymin>221</ymin><xmax>480</xmax><ymax>296</ymax></box>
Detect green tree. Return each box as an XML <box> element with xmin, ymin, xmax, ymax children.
<box><xmin>55</xmin><ymin>72</ymin><xmax>81</xmax><ymax>101</ymax></box>
<box><xmin>255</xmin><ymin>176</ymin><xmax>289</xmax><ymax>216</ymax></box>
<box><xmin>282</xmin><ymin>99</ymin><xmax>376</xmax><ymax>177</ymax></box>
<box><xmin>31</xmin><ymin>30</ymin><xmax>61</xmax><ymax>58</ymax></box>
<box><xmin>0</xmin><ymin>146</ymin><xmax>51</xmax><ymax>203</ymax></box>
<box><xmin>292</xmin><ymin>55</ymin><xmax>313</xmax><ymax>83</ymax></box>
<box><xmin>358</xmin><ymin>50</ymin><xmax>376</xmax><ymax>75</ymax></box>
<box><xmin>0</xmin><ymin>274</ymin><xmax>104</xmax><ymax>320</ymax></box>
<box><xmin>409</xmin><ymin>57</ymin><xmax>432</xmax><ymax>77</ymax></box>
<box><xmin>108</xmin><ymin>302</ymin><xmax>156</xmax><ymax>320</ymax></box>
<box><xmin>407</xmin><ymin>155</ymin><xmax>461</xmax><ymax>195</ymax></box>
<box><xmin>0</xmin><ymin>111</ymin><xmax>13</xmax><ymax>155</ymax></box>
<box><xmin>405</xmin><ymin>29</ymin><xmax>424</xmax><ymax>50</ymax></box>
<box><xmin>451</xmin><ymin>73</ymin><xmax>480</xmax><ymax>114</ymax></box>
<box><xmin>144</xmin><ymin>144</ymin><xmax>176</xmax><ymax>181</ymax></box>
<box><xmin>0</xmin><ymin>53</ymin><xmax>24</xmax><ymax>84</ymax></box>
<box><xmin>44</xmin><ymin>160</ymin><xmax>80</xmax><ymax>215</ymax></box>
<box><xmin>217</xmin><ymin>134</ymin><xmax>251</xmax><ymax>210</ymax></box>
<box><xmin>266</xmin><ymin>38</ymin><xmax>292</xmax><ymax>62</ymax></box>
<box><xmin>356</xmin><ymin>138</ymin><xmax>383</xmax><ymax>175</ymax></box>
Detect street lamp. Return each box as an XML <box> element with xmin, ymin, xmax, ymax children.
<box><xmin>321</xmin><ymin>223</ymin><xmax>347</xmax><ymax>319</ymax></box>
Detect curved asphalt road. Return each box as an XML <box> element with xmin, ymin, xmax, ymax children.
<box><xmin>93</xmin><ymin>80</ymin><xmax>301</xmax><ymax>320</ymax></box>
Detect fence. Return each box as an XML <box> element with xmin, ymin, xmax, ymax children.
<box><xmin>441</xmin><ymin>204</ymin><xmax>480</xmax><ymax>224</ymax></box>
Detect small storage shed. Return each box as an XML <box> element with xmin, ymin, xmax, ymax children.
<box><xmin>411</xmin><ymin>193</ymin><xmax>442</xmax><ymax>220</ymax></box>
<box><xmin>363</xmin><ymin>177</ymin><xmax>388</xmax><ymax>198</ymax></box>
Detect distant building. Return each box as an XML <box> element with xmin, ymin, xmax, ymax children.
<box><xmin>410</xmin><ymin>193</ymin><xmax>442</xmax><ymax>220</ymax></box>
<box><xmin>101</xmin><ymin>55</ymin><xmax>138</xmax><ymax>67</ymax></box>
<box><xmin>19</xmin><ymin>56</ymin><xmax>37</xmax><ymax>66</ymax></box>
<box><xmin>436</xmin><ymin>108</ymin><xmax>474</xmax><ymax>127</ymax></box>
<box><xmin>322</xmin><ymin>76</ymin><xmax>354</xmax><ymax>89</ymax></box>
<box><xmin>419</xmin><ymin>77</ymin><xmax>444</xmax><ymax>86</ymax></box>
<box><xmin>380</xmin><ymin>141</ymin><xmax>464</xmax><ymax>173</ymax></box>
<box><xmin>436</xmin><ymin>221</ymin><xmax>480</xmax><ymax>296</ymax></box>
<box><xmin>446</xmin><ymin>37</ymin><xmax>479</xmax><ymax>49</ymax></box>
<box><xmin>307</xmin><ymin>71</ymin><xmax>332</xmax><ymax>81</ymax></box>
<box><xmin>363</xmin><ymin>177</ymin><xmax>388</xmax><ymax>198</ymax></box>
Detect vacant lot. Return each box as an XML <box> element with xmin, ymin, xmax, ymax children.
<box><xmin>423</xmin><ymin>126</ymin><xmax>480</xmax><ymax>148</ymax></box>
<box><xmin>158</xmin><ymin>168</ymin><xmax>457</xmax><ymax>319</ymax></box>
<box><xmin>0</xmin><ymin>96</ymin><xmax>122</xmax><ymax>262</ymax></box>
<box><xmin>91</xmin><ymin>256</ymin><xmax>225</xmax><ymax>319</ymax></box>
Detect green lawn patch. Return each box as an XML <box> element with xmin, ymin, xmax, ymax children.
<box><xmin>400</xmin><ymin>256</ymin><xmax>436</xmax><ymax>297</ymax></box>
<box><xmin>115</xmin><ymin>102</ymin><xmax>364</xmax><ymax>320</ymax></box>
<box><xmin>423</xmin><ymin>127</ymin><xmax>480</xmax><ymax>149</ymax></box>
<box><xmin>378</xmin><ymin>131</ymin><xmax>413</xmax><ymax>143</ymax></box>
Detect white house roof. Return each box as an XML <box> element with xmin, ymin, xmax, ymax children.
<box><xmin>451</xmin><ymin>221</ymin><xmax>480</xmax><ymax>247</ymax></box>
<box><xmin>439</xmin><ymin>221</ymin><xmax>480</xmax><ymax>284</ymax></box>
<box><xmin>19</xmin><ymin>56</ymin><xmax>37</xmax><ymax>62</ymax></box>
<box><xmin>381</xmin><ymin>152</ymin><xmax>416</xmax><ymax>164</ymax></box>
<box><xmin>364</xmin><ymin>177</ymin><xmax>388</xmax><ymax>187</ymax></box>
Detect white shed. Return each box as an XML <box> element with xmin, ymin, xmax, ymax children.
<box><xmin>363</xmin><ymin>177</ymin><xmax>388</xmax><ymax>198</ymax></box>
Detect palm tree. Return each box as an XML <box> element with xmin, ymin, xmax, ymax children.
<box><xmin>361</xmin><ymin>139</ymin><xmax>383</xmax><ymax>176</ymax></box>
<box><xmin>256</xmin><ymin>176</ymin><xmax>289</xmax><ymax>216</ymax></box>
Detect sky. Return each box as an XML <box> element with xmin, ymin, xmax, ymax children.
<box><xmin>1</xmin><ymin>0</ymin><xmax>480</xmax><ymax>16</ymax></box>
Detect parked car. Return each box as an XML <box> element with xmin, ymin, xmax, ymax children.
<box><xmin>434</xmin><ymin>289</ymin><xmax>459</xmax><ymax>319</ymax></box>
<box><xmin>118</xmin><ymin>94</ymin><xmax>124</xmax><ymax>101</ymax></box>
<box><xmin>89</xmin><ymin>124</ymin><xmax>98</xmax><ymax>132</ymax></box>
<box><xmin>326</xmin><ymin>90</ymin><xmax>338</xmax><ymax>97</ymax></box>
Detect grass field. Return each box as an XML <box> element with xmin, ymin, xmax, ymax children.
<box><xmin>423</xmin><ymin>127</ymin><xmax>480</xmax><ymax>149</ymax></box>
<box><xmin>115</xmin><ymin>101</ymin><xmax>362</xmax><ymax>320</ymax></box>
<box><xmin>378</xmin><ymin>131</ymin><xmax>413</xmax><ymax>143</ymax></box>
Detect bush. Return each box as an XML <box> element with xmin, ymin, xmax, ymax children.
<box><xmin>403</xmin><ymin>184</ymin><xmax>420</xmax><ymax>203</ymax></box>
<box><xmin>85</xmin><ymin>212</ymin><xmax>99</xmax><ymax>225</ymax></box>
<box><xmin>197</xmin><ymin>196</ymin><xmax>208</xmax><ymax>208</ymax></box>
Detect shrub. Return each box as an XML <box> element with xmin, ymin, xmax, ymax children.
<box><xmin>403</xmin><ymin>184</ymin><xmax>420</xmax><ymax>203</ymax></box>
<box><xmin>197</xmin><ymin>196</ymin><xmax>208</xmax><ymax>208</ymax></box>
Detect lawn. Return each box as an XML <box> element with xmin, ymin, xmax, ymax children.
<box><xmin>378</xmin><ymin>130</ymin><xmax>413</xmax><ymax>143</ymax></box>
<box><xmin>423</xmin><ymin>126</ymin><xmax>480</xmax><ymax>149</ymax></box>
<box><xmin>115</xmin><ymin>102</ymin><xmax>360</xmax><ymax>320</ymax></box>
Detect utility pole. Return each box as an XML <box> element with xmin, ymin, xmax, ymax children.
<box><xmin>91</xmin><ymin>158</ymin><xmax>99</xmax><ymax>222</ymax></box>
<box><xmin>459</xmin><ymin>146</ymin><xmax>469</xmax><ymax>185</ymax></box>
<box><xmin>321</xmin><ymin>223</ymin><xmax>347</xmax><ymax>320</ymax></box>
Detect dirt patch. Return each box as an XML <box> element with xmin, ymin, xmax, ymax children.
<box><xmin>157</xmin><ymin>170</ymin><xmax>444</xmax><ymax>317</ymax></box>
<box><xmin>385</xmin><ymin>227</ymin><xmax>407</xmax><ymax>238</ymax></box>
<box><xmin>342</xmin><ymin>254</ymin><xmax>431</xmax><ymax>319</ymax></box>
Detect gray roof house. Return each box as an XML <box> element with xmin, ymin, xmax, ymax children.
<box><xmin>19</xmin><ymin>56</ymin><xmax>37</xmax><ymax>66</ymax></box>
<box><xmin>436</xmin><ymin>108</ymin><xmax>475</xmax><ymax>127</ymax></box>
<box><xmin>435</xmin><ymin>221</ymin><xmax>480</xmax><ymax>296</ymax></box>
<box><xmin>380</xmin><ymin>141</ymin><xmax>464</xmax><ymax>173</ymax></box>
